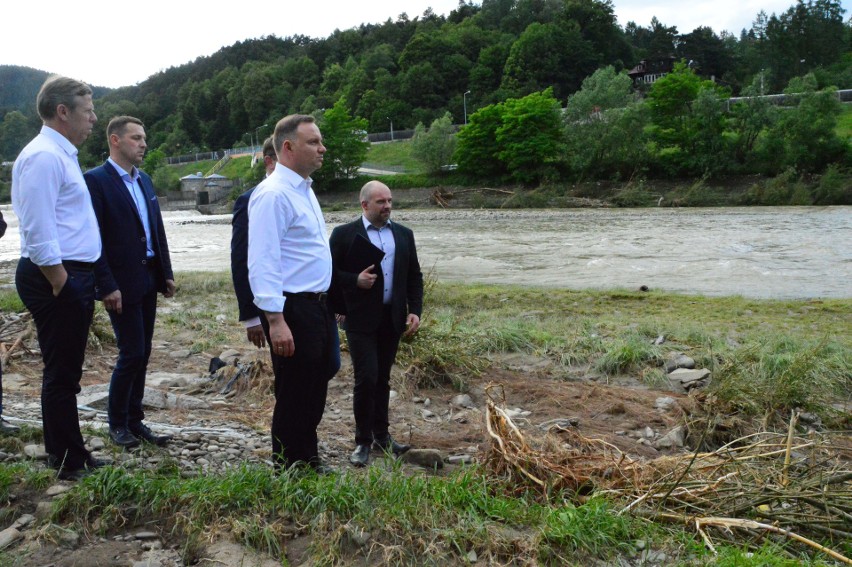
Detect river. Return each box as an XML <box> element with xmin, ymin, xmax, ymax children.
<box><xmin>1</xmin><ymin>206</ymin><xmax>849</xmax><ymax>299</ymax></box>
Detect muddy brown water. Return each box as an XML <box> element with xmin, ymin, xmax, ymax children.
<box><xmin>1</xmin><ymin>206</ymin><xmax>849</xmax><ymax>299</ymax></box>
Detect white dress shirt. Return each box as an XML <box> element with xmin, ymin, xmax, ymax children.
<box><xmin>12</xmin><ymin>126</ymin><xmax>101</xmax><ymax>265</ymax></box>
<box><xmin>247</xmin><ymin>163</ymin><xmax>332</xmax><ymax>313</ymax></box>
<box><xmin>362</xmin><ymin>216</ymin><xmax>396</xmax><ymax>305</ymax></box>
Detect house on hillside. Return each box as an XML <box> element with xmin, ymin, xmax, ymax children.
<box><xmin>627</xmin><ymin>57</ymin><xmax>677</xmax><ymax>86</ymax></box>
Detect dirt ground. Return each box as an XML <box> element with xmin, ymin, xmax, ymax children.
<box><xmin>1</xmin><ymin>307</ymin><xmax>699</xmax><ymax>566</ymax></box>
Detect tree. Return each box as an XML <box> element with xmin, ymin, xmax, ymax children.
<box><xmin>0</xmin><ymin>111</ymin><xmax>34</xmax><ymax>161</ymax></box>
<box><xmin>496</xmin><ymin>88</ymin><xmax>565</xmax><ymax>184</ymax></box>
<box><xmin>454</xmin><ymin>102</ymin><xmax>507</xmax><ymax>179</ymax></box>
<box><xmin>313</xmin><ymin>98</ymin><xmax>369</xmax><ymax>190</ymax></box>
<box><xmin>411</xmin><ymin>112</ymin><xmax>458</xmax><ymax>173</ymax></box>
<box><xmin>564</xmin><ymin>66</ymin><xmax>635</xmax><ymax>121</ymax></box>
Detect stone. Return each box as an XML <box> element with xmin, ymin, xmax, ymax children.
<box><xmin>0</xmin><ymin>527</ymin><xmax>22</xmax><ymax>550</ymax></box>
<box><xmin>219</xmin><ymin>349</ymin><xmax>241</xmax><ymax>364</ymax></box>
<box><xmin>23</xmin><ymin>444</ymin><xmax>48</xmax><ymax>460</ymax></box>
<box><xmin>400</xmin><ymin>449</ymin><xmax>444</xmax><ymax>469</ymax></box>
<box><xmin>451</xmin><ymin>394</ymin><xmax>475</xmax><ymax>409</ymax></box>
<box><xmin>664</xmin><ymin>353</ymin><xmax>696</xmax><ymax>373</ymax></box>
<box><xmin>11</xmin><ymin>514</ymin><xmax>35</xmax><ymax>530</ymax></box>
<box><xmin>421</xmin><ymin>409</ymin><xmax>436</xmax><ymax>419</ymax></box>
<box><xmin>654</xmin><ymin>426</ymin><xmax>686</xmax><ymax>450</ymax></box>
<box><xmin>34</xmin><ymin>501</ymin><xmax>53</xmax><ymax>520</ymax></box>
<box><xmin>46</xmin><ymin>484</ymin><xmax>72</xmax><ymax>497</ymax></box>
<box><xmin>345</xmin><ymin>525</ymin><xmax>372</xmax><ymax>547</ymax></box>
<box><xmin>668</xmin><ymin>368</ymin><xmax>711</xmax><ymax>393</ymax></box>
<box><xmin>654</xmin><ymin>397</ymin><xmax>677</xmax><ymax>411</ymax></box>
<box><xmin>447</xmin><ymin>455</ymin><xmax>474</xmax><ymax>465</ymax></box>
<box><xmin>538</xmin><ymin>417</ymin><xmax>580</xmax><ymax>431</ymax></box>
<box><xmin>169</xmin><ymin>350</ymin><xmax>192</xmax><ymax>359</ymax></box>
<box><xmin>88</xmin><ymin>437</ymin><xmax>106</xmax><ymax>451</ymax></box>
<box><xmin>135</xmin><ymin>531</ymin><xmax>160</xmax><ymax>540</ymax></box>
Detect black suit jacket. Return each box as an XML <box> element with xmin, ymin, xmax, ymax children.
<box><xmin>330</xmin><ymin>218</ymin><xmax>423</xmax><ymax>336</ymax></box>
<box><xmin>85</xmin><ymin>161</ymin><xmax>173</xmax><ymax>303</ymax></box>
<box><xmin>230</xmin><ymin>187</ymin><xmax>260</xmax><ymax>323</ymax></box>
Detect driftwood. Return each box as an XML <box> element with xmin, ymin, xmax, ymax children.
<box><xmin>485</xmin><ymin>383</ymin><xmax>851</xmax><ymax>563</ymax></box>
<box><xmin>431</xmin><ymin>188</ymin><xmax>515</xmax><ymax>208</ymax></box>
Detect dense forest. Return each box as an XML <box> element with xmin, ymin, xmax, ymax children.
<box><xmin>0</xmin><ymin>0</ymin><xmax>849</xmax><ymax>193</ymax></box>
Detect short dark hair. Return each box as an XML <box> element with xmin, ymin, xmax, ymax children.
<box><xmin>36</xmin><ymin>75</ymin><xmax>93</xmax><ymax>120</ymax></box>
<box><xmin>262</xmin><ymin>136</ymin><xmax>276</xmax><ymax>159</ymax></box>
<box><xmin>106</xmin><ymin>115</ymin><xmax>144</xmax><ymax>140</ymax></box>
<box><xmin>273</xmin><ymin>114</ymin><xmax>315</xmax><ymax>154</ymax></box>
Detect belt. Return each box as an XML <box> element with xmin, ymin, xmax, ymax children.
<box><xmin>283</xmin><ymin>291</ymin><xmax>328</xmax><ymax>303</ymax></box>
<box><xmin>63</xmin><ymin>260</ymin><xmax>95</xmax><ymax>272</ymax></box>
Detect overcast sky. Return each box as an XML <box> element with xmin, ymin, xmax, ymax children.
<box><xmin>1</xmin><ymin>0</ymin><xmax>848</xmax><ymax>88</ymax></box>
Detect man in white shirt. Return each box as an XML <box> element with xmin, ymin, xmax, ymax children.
<box><xmin>248</xmin><ymin>114</ymin><xmax>340</xmax><ymax>472</ymax></box>
<box><xmin>12</xmin><ymin>76</ymin><xmax>104</xmax><ymax>481</ymax></box>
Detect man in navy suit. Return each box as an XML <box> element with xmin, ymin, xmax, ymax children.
<box><xmin>85</xmin><ymin>116</ymin><xmax>175</xmax><ymax>449</ymax></box>
<box><xmin>231</xmin><ymin>137</ymin><xmax>276</xmax><ymax>348</ymax></box>
<box><xmin>330</xmin><ymin>181</ymin><xmax>423</xmax><ymax>467</ymax></box>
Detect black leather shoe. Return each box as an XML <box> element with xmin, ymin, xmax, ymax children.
<box><xmin>373</xmin><ymin>436</ymin><xmax>410</xmax><ymax>455</ymax></box>
<box><xmin>349</xmin><ymin>444</ymin><xmax>370</xmax><ymax>467</ymax></box>
<box><xmin>109</xmin><ymin>427</ymin><xmax>141</xmax><ymax>448</ymax></box>
<box><xmin>0</xmin><ymin>417</ymin><xmax>20</xmax><ymax>434</ymax></box>
<box><xmin>57</xmin><ymin>457</ymin><xmax>107</xmax><ymax>481</ymax></box>
<box><xmin>130</xmin><ymin>423</ymin><xmax>172</xmax><ymax>446</ymax></box>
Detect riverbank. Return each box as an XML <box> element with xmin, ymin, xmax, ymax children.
<box><xmin>0</xmin><ymin>277</ymin><xmax>849</xmax><ymax>565</ymax></box>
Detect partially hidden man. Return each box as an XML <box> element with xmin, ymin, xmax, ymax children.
<box><xmin>12</xmin><ymin>76</ymin><xmax>105</xmax><ymax>481</ymax></box>
<box><xmin>85</xmin><ymin>115</ymin><xmax>175</xmax><ymax>449</ymax></box>
<box><xmin>248</xmin><ymin>114</ymin><xmax>340</xmax><ymax>472</ymax></box>
<box><xmin>330</xmin><ymin>181</ymin><xmax>423</xmax><ymax>467</ymax></box>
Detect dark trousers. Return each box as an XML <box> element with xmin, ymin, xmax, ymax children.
<box><xmin>347</xmin><ymin>306</ymin><xmax>402</xmax><ymax>446</ymax></box>
<box><xmin>262</xmin><ymin>296</ymin><xmax>340</xmax><ymax>468</ymax></box>
<box><xmin>16</xmin><ymin>257</ymin><xmax>94</xmax><ymax>470</ymax></box>
<box><xmin>107</xmin><ymin>267</ymin><xmax>157</xmax><ymax>430</ymax></box>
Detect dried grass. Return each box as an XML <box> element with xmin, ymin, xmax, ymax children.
<box><xmin>485</xmin><ymin>383</ymin><xmax>852</xmax><ymax>563</ymax></box>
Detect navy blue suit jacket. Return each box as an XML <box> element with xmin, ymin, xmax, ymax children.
<box><xmin>330</xmin><ymin>218</ymin><xmax>423</xmax><ymax>336</ymax></box>
<box><xmin>85</xmin><ymin>161</ymin><xmax>173</xmax><ymax>304</ymax></box>
<box><xmin>230</xmin><ymin>187</ymin><xmax>260</xmax><ymax>323</ymax></box>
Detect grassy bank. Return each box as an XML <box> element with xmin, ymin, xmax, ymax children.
<box><xmin>0</xmin><ymin>276</ymin><xmax>848</xmax><ymax>565</ymax></box>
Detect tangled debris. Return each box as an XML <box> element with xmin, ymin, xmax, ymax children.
<box><xmin>485</xmin><ymin>384</ymin><xmax>851</xmax><ymax>564</ymax></box>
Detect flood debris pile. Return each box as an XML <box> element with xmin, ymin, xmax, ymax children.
<box><xmin>486</xmin><ymin>385</ymin><xmax>851</xmax><ymax>563</ymax></box>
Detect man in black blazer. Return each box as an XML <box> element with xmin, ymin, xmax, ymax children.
<box><xmin>330</xmin><ymin>181</ymin><xmax>423</xmax><ymax>467</ymax></box>
<box><xmin>85</xmin><ymin>116</ymin><xmax>175</xmax><ymax>449</ymax></box>
<box><xmin>231</xmin><ymin>137</ymin><xmax>276</xmax><ymax>348</ymax></box>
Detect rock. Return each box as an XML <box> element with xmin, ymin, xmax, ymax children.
<box><xmin>11</xmin><ymin>514</ymin><xmax>35</xmax><ymax>530</ymax></box>
<box><xmin>466</xmin><ymin>550</ymin><xmax>478</xmax><ymax>562</ymax></box>
<box><xmin>0</xmin><ymin>373</ymin><xmax>27</xmax><ymax>391</ymax></box>
<box><xmin>538</xmin><ymin>417</ymin><xmax>580</xmax><ymax>431</ymax></box>
<box><xmin>664</xmin><ymin>353</ymin><xmax>696</xmax><ymax>373</ymax></box>
<box><xmin>400</xmin><ymin>449</ymin><xmax>444</xmax><ymax>469</ymax></box>
<box><xmin>451</xmin><ymin>394</ymin><xmax>475</xmax><ymax>409</ymax></box>
<box><xmin>23</xmin><ymin>445</ymin><xmax>48</xmax><ymax>460</ymax></box>
<box><xmin>421</xmin><ymin>409</ymin><xmax>436</xmax><ymax>419</ymax></box>
<box><xmin>142</xmin><ymin>389</ymin><xmax>211</xmax><ymax>410</ymax></box>
<box><xmin>34</xmin><ymin>501</ymin><xmax>53</xmax><ymax>520</ymax></box>
<box><xmin>202</xmin><ymin>540</ymin><xmax>280</xmax><ymax>567</ymax></box>
<box><xmin>654</xmin><ymin>397</ymin><xmax>677</xmax><ymax>411</ymax></box>
<box><xmin>389</xmin><ymin>390</ymin><xmax>398</xmax><ymax>400</ymax></box>
<box><xmin>135</xmin><ymin>531</ymin><xmax>160</xmax><ymax>540</ymax></box>
<box><xmin>668</xmin><ymin>368</ymin><xmax>711</xmax><ymax>393</ymax></box>
<box><xmin>447</xmin><ymin>455</ymin><xmax>474</xmax><ymax>465</ymax></box>
<box><xmin>0</xmin><ymin>527</ymin><xmax>22</xmax><ymax>550</ymax></box>
<box><xmin>147</xmin><ymin>371</ymin><xmax>197</xmax><ymax>388</ymax></box>
<box><xmin>58</xmin><ymin>528</ymin><xmax>80</xmax><ymax>547</ymax></box>
<box><xmin>88</xmin><ymin>437</ymin><xmax>106</xmax><ymax>451</ymax></box>
<box><xmin>169</xmin><ymin>349</ymin><xmax>192</xmax><ymax>359</ymax></box>
<box><xmin>423</xmin><ymin>398</ymin><xmax>431</xmax><ymax>407</ymax></box>
<box><xmin>215</xmin><ymin>314</ymin><xmax>228</xmax><ymax>323</ymax></box>
<box><xmin>652</xmin><ymin>335</ymin><xmax>665</xmax><ymax>345</ymax></box>
<box><xmin>504</xmin><ymin>407</ymin><xmax>531</xmax><ymax>418</ymax></box>
<box><xmin>219</xmin><ymin>349</ymin><xmax>241</xmax><ymax>364</ymax></box>
<box><xmin>46</xmin><ymin>484</ymin><xmax>73</xmax><ymax>497</ymax></box>
<box><xmin>654</xmin><ymin>426</ymin><xmax>686</xmax><ymax>450</ymax></box>
<box><xmin>345</xmin><ymin>525</ymin><xmax>372</xmax><ymax>547</ymax></box>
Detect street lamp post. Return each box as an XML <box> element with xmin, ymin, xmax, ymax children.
<box><xmin>254</xmin><ymin>123</ymin><xmax>268</xmax><ymax>154</ymax></box>
<box><xmin>387</xmin><ymin>117</ymin><xmax>394</xmax><ymax>141</ymax></box>
<box><xmin>463</xmin><ymin>90</ymin><xmax>471</xmax><ymax>125</ymax></box>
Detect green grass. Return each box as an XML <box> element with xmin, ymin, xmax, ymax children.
<box><xmin>167</xmin><ymin>159</ymin><xmax>218</xmax><ymax>178</ymax></box>
<box><xmin>836</xmin><ymin>104</ymin><xmax>852</xmax><ymax>140</ymax></box>
<box><xmin>364</xmin><ymin>140</ymin><xmax>423</xmax><ymax>173</ymax></box>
